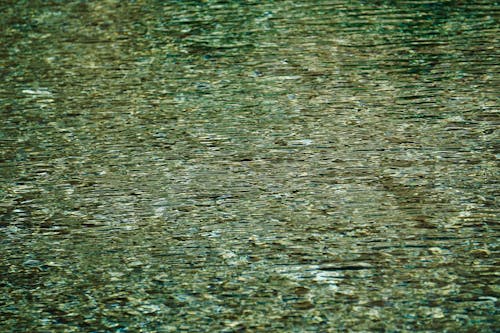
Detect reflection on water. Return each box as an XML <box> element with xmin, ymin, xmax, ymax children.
<box><xmin>0</xmin><ymin>0</ymin><xmax>498</xmax><ymax>331</ymax></box>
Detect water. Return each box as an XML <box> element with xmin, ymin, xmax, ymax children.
<box><xmin>0</xmin><ymin>1</ymin><xmax>498</xmax><ymax>332</ymax></box>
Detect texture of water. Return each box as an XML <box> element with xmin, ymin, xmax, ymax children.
<box><xmin>1</xmin><ymin>1</ymin><xmax>498</xmax><ymax>332</ymax></box>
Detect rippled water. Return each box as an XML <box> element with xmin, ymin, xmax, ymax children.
<box><xmin>1</xmin><ymin>1</ymin><xmax>498</xmax><ymax>332</ymax></box>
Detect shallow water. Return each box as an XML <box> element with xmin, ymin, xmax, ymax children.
<box><xmin>0</xmin><ymin>1</ymin><xmax>498</xmax><ymax>332</ymax></box>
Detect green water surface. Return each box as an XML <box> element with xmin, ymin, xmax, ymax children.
<box><xmin>0</xmin><ymin>1</ymin><xmax>498</xmax><ymax>332</ymax></box>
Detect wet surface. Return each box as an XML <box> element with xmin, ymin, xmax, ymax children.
<box><xmin>0</xmin><ymin>1</ymin><xmax>498</xmax><ymax>332</ymax></box>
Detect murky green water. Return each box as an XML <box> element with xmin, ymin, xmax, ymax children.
<box><xmin>1</xmin><ymin>1</ymin><xmax>498</xmax><ymax>332</ymax></box>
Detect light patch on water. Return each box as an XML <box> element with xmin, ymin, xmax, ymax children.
<box><xmin>22</xmin><ymin>88</ymin><xmax>53</xmax><ymax>96</ymax></box>
<box><xmin>276</xmin><ymin>264</ymin><xmax>340</xmax><ymax>291</ymax></box>
<box><xmin>289</xmin><ymin>139</ymin><xmax>314</xmax><ymax>146</ymax></box>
